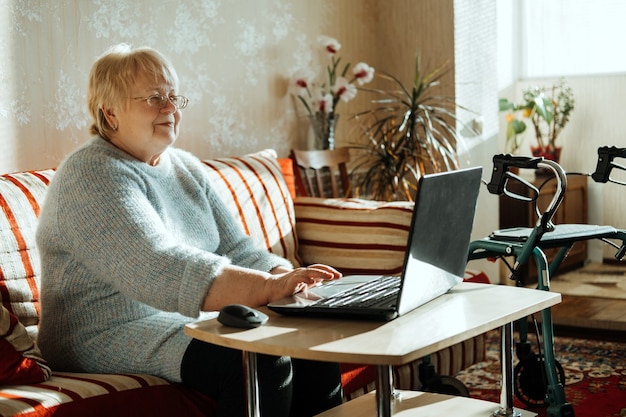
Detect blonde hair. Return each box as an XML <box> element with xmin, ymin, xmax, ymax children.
<box><xmin>87</xmin><ymin>44</ymin><xmax>179</xmax><ymax>140</ymax></box>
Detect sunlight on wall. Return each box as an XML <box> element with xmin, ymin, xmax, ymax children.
<box><xmin>0</xmin><ymin>0</ymin><xmax>16</xmax><ymax>173</ymax></box>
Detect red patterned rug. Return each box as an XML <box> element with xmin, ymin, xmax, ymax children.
<box><xmin>455</xmin><ymin>329</ymin><xmax>626</xmax><ymax>417</ymax></box>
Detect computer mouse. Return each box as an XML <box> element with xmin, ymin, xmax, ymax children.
<box><xmin>217</xmin><ymin>304</ymin><xmax>269</xmax><ymax>329</ymax></box>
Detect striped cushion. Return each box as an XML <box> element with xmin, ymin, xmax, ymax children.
<box><xmin>202</xmin><ymin>149</ymin><xmax>301</xmax><ymax>266</ymax></box>
<box><xmin>277</xmin><ymin>158</ymin><xmax>296</xmax><ymax>199</ymax></box>
<box><xmin>294</xmin><ymin>197</ymin><xmax>414</xmax><ymax>274</ymax></box>
<box><xmin>0</xmin><ymin>170</ymin><xmax>55</xmax><ymax>330</ymax></box>
<box><xmin>0</xmin><ymin>372</ymin><xmax>215</xmax><ymax>417</ymax></box>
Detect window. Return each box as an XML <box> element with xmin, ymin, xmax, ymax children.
<box><xmin>521</xmin><ymin>0</ymin><xmax>626</xmax><ymax>78</ymax></box>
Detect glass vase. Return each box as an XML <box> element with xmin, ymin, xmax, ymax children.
<box><xmin>308</xmin><ymin>112</ymin><xmax>338</xmax><ymax>150</ymax></box>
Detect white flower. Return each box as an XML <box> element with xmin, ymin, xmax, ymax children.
<box><xmin>318</xmin><ymin>35</ymin><xmax>341</xmax><ymax>56</ymax></box>
<box><xmin>332</xmin><ymin>77</ymin><xmax>357</xmax><ymax>102</ymax></box>
<box><xmin>289</xmin><ymin>78</ymin><xmax>309</xmax><ymax>97</ymax></box>
<box><xmin>313</xmin><ymin>93</ymin><xmax>333</xmax><ymax>114</ymax></box>
<box><xmin>352</xmin><ymin>62</ymin><xmax>375</xmax><ymax>85</ymax></box>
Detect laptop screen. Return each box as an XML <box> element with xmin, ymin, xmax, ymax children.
<box><xmin>396</xmin><ymin>167</ymin><xmax>482</xmax><ymax>315</ymax></box>
<box><xmin>267</xmin><ymin>166</ymin><xmax>483</xmax><ymax>321</ymax></box>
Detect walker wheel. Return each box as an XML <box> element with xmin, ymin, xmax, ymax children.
<box><xmin>514</xmin><ymin>354</ymin><xmax>566</xmax><ymax>407</ymax></box>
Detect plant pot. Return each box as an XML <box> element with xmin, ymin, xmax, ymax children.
<box><xmin>531</xmin><ymin>145</ymin><xmax>561</xmax><ymax>163</ymax></box>
<box><xmin>531</xmin><ymin>145</ymin><xmax>562</xmax><ymax>175</ymax></box>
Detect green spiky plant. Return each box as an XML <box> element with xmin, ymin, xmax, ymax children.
<box><xmin>350</xmin><ymin>54</ymin><xmax>470</xmax><ymax>201</ymax></box>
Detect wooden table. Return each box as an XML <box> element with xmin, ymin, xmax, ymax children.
<box><xmin>186</xmin><ymin>282</ymin><xmax>561</xmax><ymax>416</ymax></box>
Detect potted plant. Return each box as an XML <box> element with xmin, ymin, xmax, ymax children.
<box><xmin>499</xmin><ymin>78</ymin><xmax>575</xmax><ymax>161</ymax></box>
<box><xmin>349</xmin><ymin>53</ymin><xmax>470</xmax><ymax>202</ymax></box>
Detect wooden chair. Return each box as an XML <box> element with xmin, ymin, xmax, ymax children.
<box><xmin>290</xmin><ymin>148</ymin><xmax>352</xmax><ymax>198</ymax></box>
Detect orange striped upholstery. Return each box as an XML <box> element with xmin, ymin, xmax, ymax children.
<box><xmin>276</xmin><ymin>158</ymin><xmax>296</xmax><ymax>199</ymax></box>
<box><xmin>1</xmin><ymin>305</ymin><xmax>51</xmax><ymax>385</ymax></box>
<box><xmin>202</xmin><ymin>149</ymin><xmax>301</xmax><ymax>267</ymax></box>
<box><xmin>0</xmin><ymin>373</ymin><xmax>167</xmax><ymax>415</ymax></box>
<box><xmin>0</xmin><ymin>169</ymin><xmax>54</xmax><ymax>331</ymax></box>
<box><xmin>294</xmin><ymin>197</ymin><xmax>414</xmax><ymax>274</ymax></box>
<box><xmin>0</xmin><ymin>372</ymin><xmax>215</xmax><ymax>416</ymax></box>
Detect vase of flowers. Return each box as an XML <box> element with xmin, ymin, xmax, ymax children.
<box><xmin>499</xmin><ymin>78</ymin><xmax>575</xmax><ymax>162</ymax></box>
<box><xmin>290</xmin><ymin>35</ymin><xmax>374</xmax><ymax>149</ymax></box>
<box><xmin>308</xmin><ymin>112</ymin><xmax>339</xmax><ymax>150</ymax></box>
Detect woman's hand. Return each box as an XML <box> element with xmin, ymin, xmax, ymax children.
<box><xmin>202</xmin><ymin>264</ymin><xmax>341</xmax><ymax>310</ymax></box>
<box><xmin>264</xmin><ymin>264</ymin><xmax>342</xmax><ymax>303</ymax></box>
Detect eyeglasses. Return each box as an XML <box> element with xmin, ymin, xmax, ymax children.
<box><xmin>132</xmin><ymin>94</ymin><xmax>189</xmax><ymax>110</ymax></box>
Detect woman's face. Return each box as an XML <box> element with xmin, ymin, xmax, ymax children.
<box><xmin>106</xmin><ymin>74</ymin><xmax>182</xmax><ymax>165</ymax></box>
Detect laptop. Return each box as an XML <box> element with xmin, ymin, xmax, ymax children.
<box><xmin>268</xmin><ymin>166</ymin><xmax>483</xmax><ymax>321</ymax></box>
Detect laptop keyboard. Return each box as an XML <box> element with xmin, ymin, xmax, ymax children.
<box><xmin>312</xmin><ymin>275</ymin><xmax>401</xmax><ymax>309</ymax></box>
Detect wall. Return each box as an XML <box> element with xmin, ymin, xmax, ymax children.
<box><xmin>2</xmin><ymin>0</ymin><xmax>336</xmax><ymax>171</ymax></box>
<box><xmin>1</xmin><ymin>0</ymin><xmax>501</xmax><ymax>278</ymax></box>
<box><xmin>1</xmin><ymin>0</ymin><xmax>466</xmax><ymax>172</ymax></box>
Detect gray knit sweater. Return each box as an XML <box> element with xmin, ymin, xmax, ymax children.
<box><xmin>36</xmin><ymin>137</ymin><xmax>291</xmax><ymax>382</ymax></box>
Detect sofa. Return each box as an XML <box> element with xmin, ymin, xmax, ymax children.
<box><xmin>0</xmin><ymin>149</ymin><xmax>486</xmax><ymax>416</ymax></box>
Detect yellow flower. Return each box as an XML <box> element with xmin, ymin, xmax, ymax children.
<box><xmin>522</xmin><ymin>108</ymin><xmax>532</xmax><ymax>118</ymax></box>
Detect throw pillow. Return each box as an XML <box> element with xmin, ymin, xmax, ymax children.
<box><xmin>277</xmin><ymin>158</ymin><xmax>296</xmax><ymax>199</ymax></box>
<box><xmin>0</xmin><ymin>305</ymin><xmax>51</xmax><ymax>385</ymax></box>
<box><xmin>294</xmin><ymin>197</ymin><xmax>414</xmax><ymax>275</ymax></box>
<box><xmin>0</xmin><ymin>169</ymin><xmax>55</xmax><ymax>330</ymax></box>
<box><xmin>202</xmin><ymin>149</ymin><xmax>301</xmax><ymax>267</ymax></box>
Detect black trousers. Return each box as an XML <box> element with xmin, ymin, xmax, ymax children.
<box><xmin>181</xmin><ymin>339</ymin><xmax>343</xmax><ymax>417</ymax></box>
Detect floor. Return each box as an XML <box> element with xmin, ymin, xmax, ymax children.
<box><xmin>508</xmin><ymin>259</ymin><xmax>626</xmax><ymax>341</ymax></box>
<box><xmin>550</xmin><ymin>295</ymin><xmax>626</xmax><ymax>342</ymax></box>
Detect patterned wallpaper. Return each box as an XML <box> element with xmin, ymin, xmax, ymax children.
<box><xmin>1</xmin><ymin>0</ymin><xmax>480</xmax><ymax>174</ymax></box>
<box><xmin>1</xmin><ymin>0</ymin><xmax>346</xmax><ymax>171</ymax></box>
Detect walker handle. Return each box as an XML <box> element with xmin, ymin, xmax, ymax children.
<box><xmin>514</xmin><ymin>158</ymin><xmax>568</xmax><ymax>266</ymax></box>
<box><xmin>591</xmin><ymin>146</ymin><xmax>626</xmax><ymax>183</ymax></box>
<box><xmin>486</xmin><ymin>154</ymin><xmax>568</xmax><ymax>268</ymax></box>
<box><xmin>487</xmin><ymin>154</ymin><xmax>542</xmax><ymax>200</ymax></box>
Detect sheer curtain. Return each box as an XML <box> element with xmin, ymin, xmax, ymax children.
<box><xmin>521</xmin><ymin>0</ymin><xmax>626</xmax><ymax>78</ymax></box>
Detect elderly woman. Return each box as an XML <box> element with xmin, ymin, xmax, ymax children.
<box><xmin>36</xmin><ymin>44</ymin><xmax>343</xmax><ymax>417</ymax></box>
